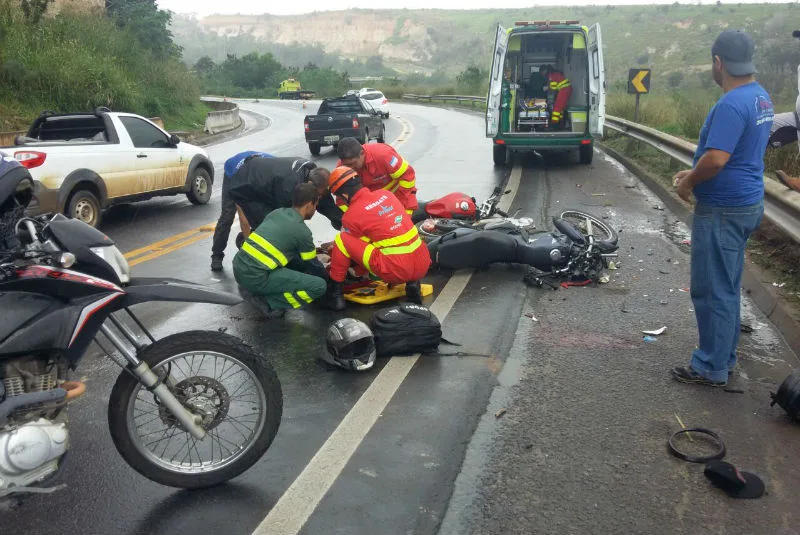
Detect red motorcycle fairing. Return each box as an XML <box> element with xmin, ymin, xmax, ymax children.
<box><xmin>424</xmin><ymin>192</ymin><xmax>477</xmax><ymax>219</ymax></box>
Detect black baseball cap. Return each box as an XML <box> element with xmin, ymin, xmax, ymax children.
<box><xmin>704</xmin><ymin>460</ymin><xmax>765</xmax><ymax>499</ymax></box>
<box><xmin>712</xmin><ymin>30</ymin><xmax>757</xmax><ymax>76</ymax></box>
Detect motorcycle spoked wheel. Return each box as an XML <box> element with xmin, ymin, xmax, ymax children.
<box><xmin>107</xmin><ymin>331</ymin><xmax>282</xmax><ymax>489</ymax></box>
<box><xmin>557</xmin><ymin>210</ymin><xmax>618</xmax><ymax>244</ymax></box>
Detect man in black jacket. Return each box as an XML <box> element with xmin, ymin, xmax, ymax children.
<box><xmin>228</xmin><ymin>156</ymin><xmax>342</xmax><ymax>231</ymax></box>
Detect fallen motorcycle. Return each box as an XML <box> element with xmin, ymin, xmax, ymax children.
<box><xmin>412</xmin><ymin>186</ymin><xmax>536</xmax><ymax>242</ymax></box>
<box><xmin>427</xmin><ymin>209</ymin><xmax>619</xmax><ymax>286</ymax></box>
<box><xmin>0</xmin><ymin>160</ymin><xmax>282</xmax><ymax>501</ymax></box>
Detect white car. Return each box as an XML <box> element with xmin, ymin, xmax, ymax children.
<box><xmin>343</xmin><ymin>89</ymin><xmax>359</xmax><ymax>96</ymax></box>
<box><xmin>3</xmin><ymin>108</ymin><xmax>214</xmax><ymax>227</ymax></box>
<box><xmin>357</xmin><ymin>89</ymin><xmax>390</xmax><ymax>118</ymax></box>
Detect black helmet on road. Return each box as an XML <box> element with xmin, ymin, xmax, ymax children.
<box><xmin>322</xmin><ymin>318</ymin><xmax>376</xmax><ymax>371</ymax></box>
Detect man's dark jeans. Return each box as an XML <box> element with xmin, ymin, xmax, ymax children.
<box><xmin>211</xmin><ymin>174</ymin><xmax>236</xmax><ymax>260</ymax></box>
<box><xmin>690</xmin><ymin>201</ymin><xmax>764</xmax><ymax>382</ymax></box>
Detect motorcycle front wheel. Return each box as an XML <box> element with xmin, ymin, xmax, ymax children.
<box><xmin>557</xmin><ymin>210</ymin><xmax>618</xmax><ymax>244</ymax></box>
<box><xmin>107</xmin><ymin>331</ymin><xmax>282</xmax><ymax>489</ymax></box>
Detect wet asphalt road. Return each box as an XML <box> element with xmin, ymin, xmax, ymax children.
<box><xmin>6</xmin><ymin>101</ymin><xmax>800</xmax><ymax>535</ymax></box>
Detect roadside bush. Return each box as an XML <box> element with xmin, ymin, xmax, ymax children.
<box><xmin>0</xmin><ymin>1</ymin><xmax>201</xmax><ymax>130</ymax></box>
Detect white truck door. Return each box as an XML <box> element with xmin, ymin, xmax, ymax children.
<box><xmin>118</xmin><ymin>115</ymin><xmax>186</xmax><ymax>195</ymax></box>
<box><xmin>588</xmin><ymin>23</ymin><xmax>606</xmax><ymax>136</ymax></box>
<box><xmin>486</xmin><ymin>24</ymin><xmax>509</xmax><ymax>138</ymax></box>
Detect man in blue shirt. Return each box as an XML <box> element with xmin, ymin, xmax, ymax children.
<box><xmin>672</xmin><ymin>30</ymin><xmax>774</xmax><ymax>387</ymax></box>
<box><xmin>211</xmin><ymin>151</ymin><xmax>274</xmax><ymax>272</ymax></box>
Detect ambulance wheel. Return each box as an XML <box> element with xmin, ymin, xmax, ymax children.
<box><xmin>579</xmin><ymin>143</ymin><xmax>593</xmax><ymax>165</ymax></box>
<box><xmin>493</xmin><ymin>144</ymin><xmax>507</xmax><ymax>166</ymax></box>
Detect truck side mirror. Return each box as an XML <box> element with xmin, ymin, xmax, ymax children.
<box><xmin>169</xmin><ymin>134</ymin><xmax>180</xmax><ymax>146</ymax></box>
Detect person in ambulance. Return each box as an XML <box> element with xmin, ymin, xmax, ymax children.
<box><xmin>325</xmin><ymin>166</ymin><xmax>431</xmax><ymax>311</ymax></box>
<box><xmin>542</xmin><ymin>64</ymin><xmax>572</xmax><ymax>129</ymax></box>
<box><xmin>336</xmin><ymin>137</ymin><xmax>418</xmax><ymax>215</ymax></box>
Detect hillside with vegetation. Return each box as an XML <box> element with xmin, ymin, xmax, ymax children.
<box><xmin>0</xmin><ymin>0</ymin><xmax>206</xmax><ymax>131</ymax></box>
<box><xmin>175</xmin><ymin>4</ymin><xmax>799</xmax><ymax>105</ymax></box>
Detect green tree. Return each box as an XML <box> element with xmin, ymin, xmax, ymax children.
<box><xmin>456</xmin><ymin>65</ymin><xmax>486</xmax><ymax>94</ymax></box>
<box><xmin>194</xmin><ymin>56</ymin><xmax>215</xmax><ymax>75</ymax></box>
<box><xmin>105</xmin><ymin>0</ymin><xmax>180</xmax><ymax>59</ymax></box>
<box><xmin>667</xmin><ymin>71</ymin><xmax>684</xmax><ymax>88</ymax></box>
<box><xmin>20</xmin><ymin>0</ymin><xmax>53</xmax><ymax>24</ymax></box>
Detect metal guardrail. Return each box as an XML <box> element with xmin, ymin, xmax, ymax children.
<box><xmin>605</xmin><ymin>115</ymin><xmax>800</xmax><ymax>244</ymax></box>
<box><xmin>403</xmin><ymin>93</ymin><xmax>485</xmax><ymax>106</ymax></box>
<box><xmin>401</xmin><ymin>93</ymin><xmax>800</xmax><ymax>244</ymax></box>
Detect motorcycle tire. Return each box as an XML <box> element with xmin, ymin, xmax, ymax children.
<box><xmin>107</xmin><ymin>331</ymin><xmax>282</xmax><ymax>489</ymax></box>
<box><xmin>557</xmin><ymin>209</ymin><xmax>618</xmax><ymax>244</ymax></box>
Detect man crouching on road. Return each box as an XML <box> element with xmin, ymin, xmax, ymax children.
<box><xmin>671</xmin><ymin>30</ymin><xmax>773</xmax><ymax>387</ymax></box>
<box><xmin>233</xmin><ymin>183</ymin><xmax>327</xmax><ymax>319</ymax></box>
<box><xmin>325</xmin><ymin>166</ymin><xmax>430</xmax><ymax>311</ymax></box>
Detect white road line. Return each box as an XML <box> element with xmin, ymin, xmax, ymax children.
<box><xmin>252</xmin><ymin>156</ymin><xmax>524</xmax><ymax>535</ymax></box>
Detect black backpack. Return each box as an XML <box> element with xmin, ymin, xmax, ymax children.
<box><xmin>370</xmin><ymin>304</ymin><xmax>443</xmax><ymax>357</ymax></box>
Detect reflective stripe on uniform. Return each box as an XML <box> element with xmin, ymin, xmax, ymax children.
<box><xmin>338</xmin><ymin>204</ymin><xmax>349</xmax><ymax>212</ymax></box>
<box><xmin>389</xmin><ymin>160</ymin><xmax>409</xmax><ymax>179</ymax></box>
<box><xmin>284</xmin><ymin>292</ymin><xmax>301</xmax><ymax>309</ymax></box>
<box><xmin>372</xmin><ymin>226</ymin><xmax>418</xmax><ymax>248</ymax></box>
<box><xmin>398</xmin><ymin>178</ymin><xmax>415</xmax><ymax>188</ymax></box>
<box><xmin>362</xmin><ymin>244</ymin><xmax>376</xmax><ymax>273</ymax></box>
<box><xmin>300</xmin><ymin>250</ymin><xmax>316</xmax><ymax>261</ymax></box>
<box><xmin>297</xmin><ymin>290</ymin><xmax>313</xmax><ymax>303</ymax></box>
<box><xmin>248</xmin><ymin>233</ymin><xmax>288</xmax><ymax>266</ymax></box>
<box><xmin>406</xmin><ymin>209</ymin><xmax>414</xmax><ymax>215</ymax></box>
<box><xmin>383</xmin><ymin>178</ymin><xmax>399</xmax><ymax>192</ymax></box>
<box><xmin>557</xmin><ymin>80</ymin><xmax>571</xmax><ymax>89</ymax></box>
<box><xmin>335</xmin><ymin>233</ymin><xmax>350</xmax><ymax>258</ymax></box>
<box><xmin>242</xmin><ymin>243</ymin><xmax>279</xmax><ymax>269</ymax></box>
<box><xmin>382</xmin><ymin>237</ymin><xmax>423</xmax><ymax>256</ymax></box>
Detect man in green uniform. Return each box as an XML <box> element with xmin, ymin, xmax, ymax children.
<box><xmin>233</xmin><ymin>183</ymin><xmax>327</xmax><ymax>319</ymax></box>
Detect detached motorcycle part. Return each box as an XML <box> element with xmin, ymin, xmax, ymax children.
<box><xmin>771</xmin><ymin>369</ymin><xmax>800</xmax><ymax>421</ymax></box>
<box><xmin>668</xmin><ymin>428</ymin><xmax>726</xmax><ymax>463</ymax></box>
<box><xmin>107</xmin><ymin>331</ymin><xmax>282</xmax><ymax>489</ymax></box>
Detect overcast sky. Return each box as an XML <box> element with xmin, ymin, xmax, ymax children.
<box><xmin>157</xmin><ymin>0</ymin><xmax>796</xmax><ymax>17</ymax></box>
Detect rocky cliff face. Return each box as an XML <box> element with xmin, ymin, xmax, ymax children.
<box><xmin>199</xmin><ymin>12</ymin><xmax>436</xmax><ymax>64</ymax></box>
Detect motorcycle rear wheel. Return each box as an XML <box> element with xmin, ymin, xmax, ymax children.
<box><xmin>107</xmin><ymin>331</ymin><xmax>282</xmax><ymax>489</ymax></box>
<box><xmin>557</xmin><ymin>210</ymin><xmax>618</xmax><ymax>244</ymax></box>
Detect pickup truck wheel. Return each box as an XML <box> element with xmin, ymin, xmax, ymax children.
<box><xmin>67</xmin><ymin>190</ymin><xmax>102</xmax><ymax>227</ymax></box>
<box><xmin>377</xmin><ymin>126</ymin><xmax>386</xmax><ymax>144</ymax></box>
<box><xmin>187</xmin><ymin>168</ymin><xmax>212</xmax><ymax>205</ymax></box>
<box><xmin>308</xmin><ymin>143</ymin><xmax>321</xmax><ymax>156</ymax></box>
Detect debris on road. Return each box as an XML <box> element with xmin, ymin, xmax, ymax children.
<box><xmin>591</xmin><ymin>193</ymin><xmax>606</xmax><ymax>197</ymax></box>
<box><xmin>495</xmin><ymin>408</ymin><xmax>507</xmax><ymax>419</ymax></box>
<box><xmin>772</xmin><ymin>282</ymin><xmax>786</xmax><ymax>288</ymax></box>
<box><xmin>678</xmin><ymin>288</ymin><xmax>690</xmax><ymax>293</ymax></box>
<box><xmin>660</xmin><ymin>300</ymin><xmax>669</xmax><ymax>305</ymax></box>
<box><xmin>653</xmin><ymin>205</ymin><xmax>665</xmax><ymax>211</ymax></box>
<box><xmin>659</xmin><ymin>269</ymin><xmax>670</xmax><ymax>275</ymax></box>
<box><xmin>642</xmin><ymin>326</ymin><xmax>667</xmax><ymax>336</ymax></box>
<box><xmin>608</xmin><ymin>261</ymin><xmax>618</xmax><ymax>270</ymax></box>
<box><xmin>524</xmin><ymin>313</ymin><xmax>539</xmax><ymax>322</ymax></box>
<box><xmin>643</xmin><ymin>335</ymin><xmax>657</xmax><ymax>343</ymax></box>
<box><xmin>740</xmin><ymin>324</ymin><xmax>754</xmax><ymax>334</ymax></box>
<box><xmin>599</xmin><ymin>274</ymin><xmax>610</xmax><ymax>284</ymax></box>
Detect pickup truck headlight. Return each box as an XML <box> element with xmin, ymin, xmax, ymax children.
<box><xmin>90</xmin><ymin>245</ymin><xmax>131</xmax><ymax>285</ymax></box>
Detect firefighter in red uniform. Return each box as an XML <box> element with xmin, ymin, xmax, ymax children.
<box><xmin>542</xmin><ymin>65</ymin><xmax>572</xmax><ymax>129</ymax></box>
<box><xmin>336</xmin><ymin>137</ymin><xmax>418</xmax><ymax>214</ymax></box>
<box><xmin>325</xmin><ymin>166</ymin><xmax>430</xmax><ymax>311</ymax></box>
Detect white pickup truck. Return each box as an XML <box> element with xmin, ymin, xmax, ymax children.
<box><xmin>3</xmin><ymin>108</ymin><xmax>215</xmax><ymax>227</ymax></box>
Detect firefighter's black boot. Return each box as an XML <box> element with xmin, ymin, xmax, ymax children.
<box><xmin>328</xmin><ymin>281</ymin><xmax>346</xmax><ymax>311</ymax></box>
<box><xmin>405</xmin><ymin>280</ymin><xmax>423</xmax><ymax>305</ymax></box>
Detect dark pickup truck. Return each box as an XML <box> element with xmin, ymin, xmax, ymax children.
<box><xmin>303</xmin><ymin>96</ymin><xmax>385</xmax><ymax>156</ymax></box>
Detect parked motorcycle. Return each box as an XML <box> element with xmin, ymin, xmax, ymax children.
<box><xmin>427</xmin><ymin>209</ymin><xmax>619</xmax><ymax>286</ymax></box>
<box><xmin>0</xmin><ymin>161</ymin><xmax>282</xmax><ymax>500</ymax></box>
<box><xmin>412</xmin><ymin>186</ymin><xmax>537</xmax><ymax>242</ymax></box>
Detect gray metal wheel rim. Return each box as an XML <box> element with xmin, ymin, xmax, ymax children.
<box><xmin>126</xmin><ymin>350</ymin><xmax>267</xmax><ymax>475</ymax></box>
